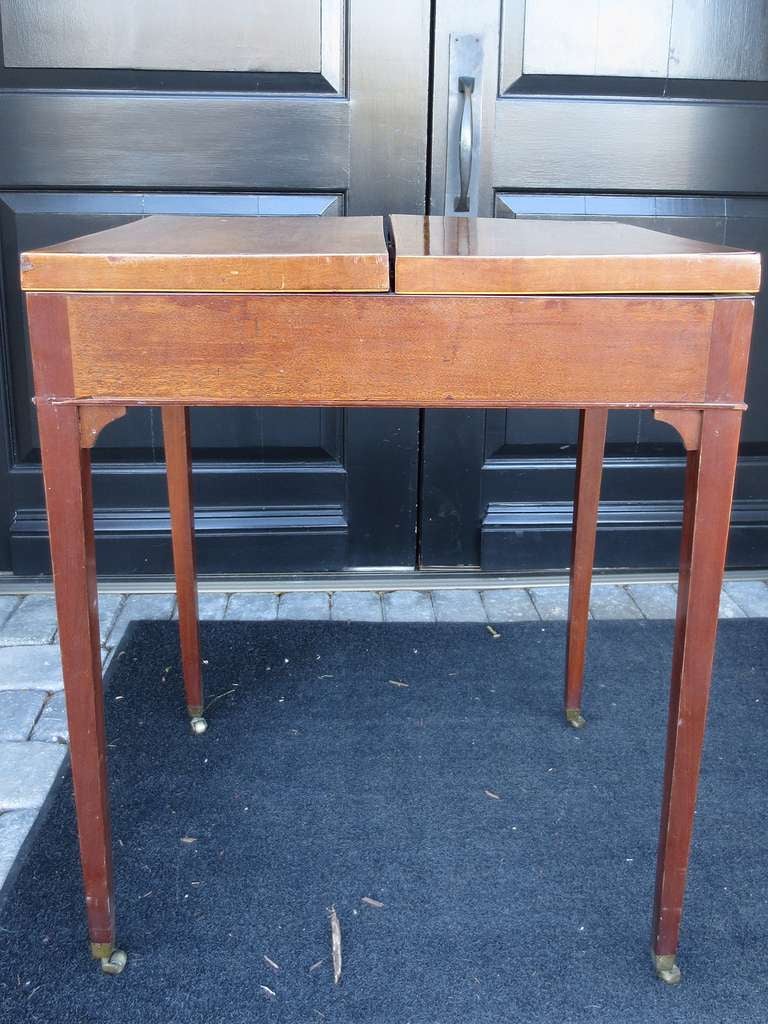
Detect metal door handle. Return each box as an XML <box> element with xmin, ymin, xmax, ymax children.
<box><xmin>454</xmin><ymin>75</ymin><xmax>475</xmax><ymax>212</ymax></box>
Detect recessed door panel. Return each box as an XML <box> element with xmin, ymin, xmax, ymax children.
<box><xmin>2</xmin><ymin>0</ymin><xmax>333</xmax><ymax>75</ymax></box>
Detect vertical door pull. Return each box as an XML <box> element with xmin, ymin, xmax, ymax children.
<box><xmin>454</xmin><ymin>75</ymin><xmax>475</xmax><ymax>212</ymax></box>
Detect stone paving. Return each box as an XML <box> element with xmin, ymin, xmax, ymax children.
<box><xmin>1</xmin><ymin>579</ymin><xmax>768</xmax><ymax>896</ymax></box>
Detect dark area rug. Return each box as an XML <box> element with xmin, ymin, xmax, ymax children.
<box><xmin>1</xmin><ymin>618</ymin><xmax>768</xmax><ymax>1024</ymax></box>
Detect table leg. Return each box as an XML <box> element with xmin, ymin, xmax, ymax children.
<box><xmin>37</xmin><ymin>401</ymin><xmax>126</xmax><ymax>975</ymax></box>
<box><xmin>651</xmin><ymin>407</ymin><xmax>741</xmax><ymax>984</ymax></box>
<box><xmin>161</xmin><ymin>406</ymin><xmax>206</xmax><ymax>734</ymax></box>
<box><xmin>564</xmin><ymin>408</ymin><xmax>608</xmax><ymax>728</ymax></box>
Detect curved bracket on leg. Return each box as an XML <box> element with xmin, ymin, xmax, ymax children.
<box><xmin>653</xmin><ymin>409</ymin><xmax>702</xmax><ymax>452</ymax></box>
<box><xmin>79</xmin><ymin>405</ymin><xmax>128</xmax><ymax>449</ymax></box>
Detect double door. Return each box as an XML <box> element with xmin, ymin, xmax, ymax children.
<box><xmin>1</xmin><ymin>1</ymin><xmax>767</xmax><ymax>575</ymax></box>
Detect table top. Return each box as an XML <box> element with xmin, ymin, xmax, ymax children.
<box><xmin>390</xmin><ymin>215</ymin><xmax>761</xmax><ymax>295</ymax></box>
<box><xmin>20</xmin><ymin>214</ymin><xmax>760</xmax><ymax>296</ymax></box>
<box><xmin>20</xmin><ymin>215</ymin><xmax>391</xmax><ymax>294</ymax></box>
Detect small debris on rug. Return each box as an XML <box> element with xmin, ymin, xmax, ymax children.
<box><xmin>259</xmin><ymin>985</ymin><xmax>276</xmax><ymax>1000</ymax></box>
<box><xmin>484</xmin><ymin>789</ymin><xmax>501</xmax><ymax>800</ymax></box>
<box><xmin>204</xmin><ymin>688</ymin><xmax>236</xmax><ymax>714</ymax></box>
<box><xmin>263</xmin><ymin>955</ymin><xmax>281</xmax><ymax>972</ymax></box>
<box><xmin>388</xmin><ymin>679</ymin><xmax>409</xmax><ymax>688</ymax></box>
<box><xmin>329</xmin><ymin>906</ymin><xmax>342</xmax><ymax>985</ymax></box>
<box><xmin>486</xmin><ymin>625</ymin><xmax>501</xmax><ymax>639</ymax></box>
<box><xmin>361</xmin><ymin>897</ymin><xmax>385</xmax><ymax>908</ymax></box>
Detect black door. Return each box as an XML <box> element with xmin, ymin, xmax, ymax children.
<box><xmin>424</xmin><ymin>0</ymin><xmax>768</xmax><ymax>572</ymax></box>
<box><xmin>0</xmin><ymin>1</ymin><xmax>430</xmax><ymax>574</ymax></box>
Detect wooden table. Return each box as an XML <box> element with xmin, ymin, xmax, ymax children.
<box><xmin>21</xmin><ymin>214</ymin><xmax>760</xmax><ymax>982</ymax></box>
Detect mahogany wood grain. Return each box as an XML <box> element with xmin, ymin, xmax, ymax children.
<box><xmin>25</xmin><ymin>292</ymin><xmax>74</xmax><ymax>398</ymax></box>
<box><xmin>652</xmin><ymin>408</ymin><xmax>742</xmax><ymax>959</ymax></box>
<box><xmin>390</xmin><ymin>215</ymin><xmax>761</xmax><ymax>296</ymax></box>
<box><xmin>79</xmin><ymin>405</ymin><xmax>127</xmax><ymax>449</ymax></box>
<box><xmin>564</xmin><ymin>409</ymin><xmax>608</xmax><ymax>722</ymax></box>
<box><xmin>653</xmin><ymin>409</ymin><xmax>703</xmax><ymax>451</ymax></box>
<box><xmin>705</xmin><ymin>298</ymin><xmax>756</xmax><ymax>403</ymax></box>
<box><xmin>20</xmin><ymin>215</ymin><xmax>390</xmax><ymax>294</ymax></box>
<box><xmin>162</xmin><ymin>407</ymin><xmax>203</xmax><ymax>717</ymax></box>
<box><xmin>58</xmin><ymin>293</ymin><xmax>717</xmax><ymax>406</ymax></box>
<box><xmin>36</xmin><ymin>400</ymin><xmax>115</xmax><ymax>949</ymax></box>
<box><xmin>20</xmin><ymin>212</ymin><xmax>761</xmax><ymax>976</ymax></box>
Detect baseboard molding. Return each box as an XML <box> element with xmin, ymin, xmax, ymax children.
<box><xmin>10</xmin><ymin>505</ymin><xmax>348</xmax><ymax>575</ymax></box>
<box><xmin>481</xmin><ymin>499</ymin><xmax>768</xmax><ymax>571</ymax></box>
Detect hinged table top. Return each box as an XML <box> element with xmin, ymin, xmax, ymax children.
<box><xmin>20</xmin><ymin>213</ymin><xmax>760</xmax><ymax>296</ymax></box>
<box><xmin>389</xmin><ymin>215</ymin><xmax>761</xmax><ymax>296</ymax></box>
<box><xmin>20</xmin><ymin>215</ymin><xmax>391</xmax><ymax>294</ymax></box>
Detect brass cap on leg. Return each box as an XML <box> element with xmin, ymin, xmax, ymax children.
<box><xmin>91</xmin><ymin>942</ymin><xmax>128</xmax><ymax>975</ymax></box>
<box><xmin>189</xmin><ymin>712</ymin><xmax>208</xmax><ymax>735</ymax></box>
<box><xmin>653</xmin><ymin>952</ymin><xmax>682</xmax><ymax>985</ymax></box>
<box><xmin>565</xmin><ymin>708</ymin><xmax>586</xmax><ymax>729</ymax></box>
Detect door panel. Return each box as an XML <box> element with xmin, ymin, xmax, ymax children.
<box><xmin>502</xmin><ymin>0</ymin><xmax>768</xmax><ymax>91</ymax></box>
<box><xmin>0</xmin><ymin>0</ymin><xmax>430</xmax><ymax>575</ymax></box>
<box><xmin>2</xmin><ymin>0</ymin><xmax>336</xmax><ymax>79</ymax></box>
<box><xmin>425</xmin><ymin>1</ymin><xmax>768</xmax><ymax>572</ymax></box>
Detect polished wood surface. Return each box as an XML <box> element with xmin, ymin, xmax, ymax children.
<box><xmin>390</xmin><ymin>215</ymin><xmax>761</xmax><ymax>295</ymax></box>
<box><xmin>22</xmin><ymin>213</ymin><xmax>760</xmax><ymax>982</ymax></box>
<box><xmin>20</xmin><ymin>215</ymin><xmax>391</xmax><ymax>293</ymax></box>
<box><xmin>652</xmin><ymin>408</ymin><xmax>742</xmax><ymax>960</ymax></box>
<box><xmin>565</xmin><ymin>409</ymin><xmax>608</xmax><ymax>725</ymax></box>
<box><xmin>36</xmin><ymin>400</ymin><xmax>115</xmax><ymax>950</ymax></box>
<box><xmin>47</xmin><ymin>292</ymin><xmax>723</xmax><ymax>406</ymax></box>
<box><xmin>79</xmin><ymin>406</ymin><xmax>127</xmax><ymax>449</ymax></box>
<box><xmin>162</xmin><ymin>407</ymin><xmax>203</xmax><ymax>718</ymax></box>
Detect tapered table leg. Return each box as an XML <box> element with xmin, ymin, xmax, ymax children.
<box><xmin>564</xmin><ymin>408</ymin><xmax>608</xmax><ymax>727</ymax></box>
<box><xmin>651</xmin><ymin>408</ymin><xmax>742</xmax><ymax>984</ymax></box>
<box><xmin>161</xmin><ymin>406</ymin><xmax>206</xmax><ymax>733</ymax></box>
<box><xmin>37</xmin><ymin>401</ymin><xmax>126</xmax><ymax>974</ymax></box>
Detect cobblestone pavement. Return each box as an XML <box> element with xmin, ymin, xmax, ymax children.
<box><xmin>1</xmin><ymin>579</ymin><xmax>767</xmax><ymax>894</ymax></box>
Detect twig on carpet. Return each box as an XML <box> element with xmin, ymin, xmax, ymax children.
<box><xmin>329</xmin><ymin>906</ymin><xmax>342</xmax><ymax>985</ymax></box>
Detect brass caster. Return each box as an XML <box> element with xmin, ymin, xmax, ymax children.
<box><xmin>100</xmin><ymin>949</ymin><xmax>128</xmax><ymax>975</ymax></box>
<box><xmin>653</xmin><ymin>953</ymin><xmax>682</xmax><ymax>986</ymax></box>
<box><xmin>565</xmin><ymin>708</ymin><xmax>586</xmax><ymax>729</ymax></box>
<box><xmin>190</xmin><ymin>715</ymin><xmax>208</xmax><ymax>735</ymax></box>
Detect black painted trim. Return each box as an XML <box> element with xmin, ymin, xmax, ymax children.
<box><xmin>11</xmin><ymin>505</ymin><xmax>348</xmax><ymax>576</ymax></box>
<box><xmin>481</xmin><ymin>500</ymin><xmax>768</xmax><ymax>572</ymax></box>
<box><xmin>0</xmin><ymin>70</ymin><xmax>338</xmax><ymax>94</ymax></box>
<box><xmin>504</xmin><ymin>73</ymin><xmax>768</xmax><ymax>102</ymax></box>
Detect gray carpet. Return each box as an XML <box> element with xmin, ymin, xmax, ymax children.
<box><xmin>0</xmin><ymin>618</ymin><xmax>767</xmax><ymax>1023</ymax></box>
